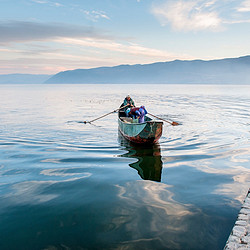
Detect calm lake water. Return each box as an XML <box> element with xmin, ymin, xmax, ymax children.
<box><xmin>0</xmin><ymin>84</ymin><xmax>249</xmax><ymax>250</ymax></box>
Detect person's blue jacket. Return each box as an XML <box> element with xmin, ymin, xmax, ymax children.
<box><xmin>138</xmin><ymin>106</ymin><xmax>147</xmax><ymax>123</ymax></box>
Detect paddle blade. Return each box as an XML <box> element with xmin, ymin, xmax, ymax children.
<box><xmin>172</xmin><ymin>121</ymin><xmax>179</xmax><ymax>126</ymax></box>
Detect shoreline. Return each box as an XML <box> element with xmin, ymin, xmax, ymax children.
<box><xmin>224</xmin><ymin>189</ymin><xmax>250</xmax><ymax>249</ymax></box>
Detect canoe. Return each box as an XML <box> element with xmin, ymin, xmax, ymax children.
<box><xmin>118</xmin><ymin>108</ymin><xmax>163</xmax><ymax>144</ymax></box>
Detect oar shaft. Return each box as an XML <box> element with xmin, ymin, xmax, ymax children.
<box><xmin>85</xmin><ymin>104</ymin><xmax>129</xmax><ymax>124</ymax></box>
<box><xmin>148</xmin><ymin>112</ymin><xmax>179</xmax><ymax>126</ymax></box>
<box><xmin>88</xmin><ymin>111</ymin><xmax>115</xmax><ymax>123</ymax></box>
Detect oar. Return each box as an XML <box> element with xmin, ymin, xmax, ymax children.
<box><xmin>147</xmin><ymin>112</ymin><xmax>179</xmax><ymax>126</ymax></box>
<box><xmin>83</xmin><ymin>105</ymin><xmax>129</xmax><ymax>124</ymax></box>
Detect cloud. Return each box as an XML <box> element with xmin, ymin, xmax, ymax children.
<box><xmin>0</xmin><ymin>21</ymin><xmax>111</xmax><ymax>45</ymax></box>
<box><xmin>0</xmin><ymin>20</ymin><xmax>188</xmax><ymax>60</ymax></box>
<box><xmin>0</xmin><ymin>21</ymin><xmax>194</xmax><ymax>74</ymax></box>
<box><xmin>31</xmin><ymin>0</ymin><xmax>48</xmax><ymax>3</ymax></box>
<box><xmin>31</xmin><ymin>0</ymin><xmax>63</xmax><ymax>7</ymax></box>
<box><xmin>223</xmin><ymin>19</ymin><xmax>250</xmax><ymax>24</ymax></box>
<box><xmin>152</xmin><ymin>0</ymin><xmax>222</xmax><ymax>31</ymax></box>
<box><xmin>223</xmin><ymin>0</ymin><xmax>250</xmax><ymax>24</ymax></box>
<box><xmin>57</xmin><ymin>37</ymin><xmax>191</xmax><ymax>61</ymax></box>
<box><xmin>0</xmin><ymin>34</ymin><xmax>193</xmax><ymax>74</ymax></box>
<box><xmin>237</xmin><ymin>0</ymin><xmax>250</xmax><ymax>12</ymax></box>
<box><xmin>83</xmin><ymin>10</ymin><xmax>110</xmax><ymax>22</ymax></box>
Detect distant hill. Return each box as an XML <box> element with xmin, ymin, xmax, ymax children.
<box><xmin>45</xmin><ymin>55</ymin><xmax>250</xmax><ymax>84</ymax></box>
<box><xmin>0</xmin><ymin>74</ymin><xmax>51</xmax><ymax>84</ymax></box>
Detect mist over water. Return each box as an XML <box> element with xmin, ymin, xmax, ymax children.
<box><xmin>0</xmin><ymin>84</ymin><xmax>249</xmax><ymax>249</ymax></box>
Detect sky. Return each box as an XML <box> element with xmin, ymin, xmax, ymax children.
<box><xmin>0</xmin><ymin>0</ymin><xmax>250</xmax><ymax>75</ymax></box>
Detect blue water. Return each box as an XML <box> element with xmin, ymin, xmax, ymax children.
<box><xmin>0</xmin><ymin>84</ymin><xmax>249</xmax><ymax>250</ymax></box>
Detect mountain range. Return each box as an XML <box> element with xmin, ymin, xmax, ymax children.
<box><xmin>45</xmin><ymin>55</ymin><xmax>250</xmax><ymax>84</ymax></box>
<box><xmin>1</xmin><ymin>55</ymin><xmax>250</xmax><ymax>84</ymax></box>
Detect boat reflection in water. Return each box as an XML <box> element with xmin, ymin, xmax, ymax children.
<box><xmin>118</xmin><ymin>134</ymin><xmax>163</xmax><ymax>182</ymax></box>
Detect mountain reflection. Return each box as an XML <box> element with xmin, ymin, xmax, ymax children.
<box><xmin>119</xmin><ymin>135</ymin><xmax>163</xmax><ymax>182</ymax></box>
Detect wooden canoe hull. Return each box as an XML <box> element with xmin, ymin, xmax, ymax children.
<box><xmin>118</xmin><ymin>117</ymin><xmax>163</xmax><ymax>144</ymax></box>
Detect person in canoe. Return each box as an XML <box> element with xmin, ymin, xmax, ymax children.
<box><xmin>138</xmin><ymin>106</ymin><xmax>147</xmax><ymax>123</ymax></box>
<box><xmin>126</xmin><ymin>106</ymin><xmax>147</xmax><ymax>123</ymax></box>
<box><xmin>126</xmin><ymin>107</ymin><xmax>139</xmax><ymax>119</ymax></box>
<box><xmin>123</xmin><ymin>95</ymin><xmax>135</xmax><ymax>111</ymax></box>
